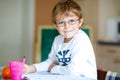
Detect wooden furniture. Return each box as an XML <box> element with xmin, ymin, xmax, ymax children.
<box><xmin>97</xmin><ymin>41</ymin><xmax>120</xmax><ymax>73</ymax></box>
<box><xmin>97</xmin><ymin>68</ymin><xmax>107</xmax><ymax>80</ymax></box>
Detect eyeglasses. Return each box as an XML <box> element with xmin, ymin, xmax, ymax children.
<box><xmin>56</xmin><ymin>18</ymin><xmax>79</xmax><ymax>27</ymax></box>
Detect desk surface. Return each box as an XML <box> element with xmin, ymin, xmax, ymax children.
<box><xmin>22</xmin><ymin>71</ymin><xmax>96</xmax><ymax>80</ymax></box>
<box><xmin>0</xmin><ymin>66</ymin><xmax>96</xmax><ymax>80</ymax></box>
<box><xmin>0</xmin><ymin>71</ymin><xmax>96</xmax><ymax>80</ymax></box>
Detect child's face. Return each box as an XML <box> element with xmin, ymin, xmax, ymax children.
<box><xmin>55</xmin><ymin>12</ymin><xmax>83</xmax><ymax>39</ymax></box>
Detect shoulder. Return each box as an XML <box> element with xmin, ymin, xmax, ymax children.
<box><xmin>73</xmin><ymin>29</ymin><xmax>92</xmax><ymax>47</ymax></box>
<box><xmin>75</xmin><ymin>29</ymin><xmax>89</xmax><ymax>40</ymax></box>
<box><xmin>54</xmin><ymin>35</ymin><xmax>63</xmax><ymax>40</ymax></box>
<box><xmin>53</xmin><ymin>35</ymin><xmax>64</xmax><ymax>43</ymax></box>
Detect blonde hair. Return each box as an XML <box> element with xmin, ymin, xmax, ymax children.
<box><xmin>52</xmin><ymin>0</ymin><xmax>82</xmax><ymax>24</ymax></box>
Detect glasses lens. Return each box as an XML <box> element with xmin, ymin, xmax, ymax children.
<box><xmin>68</xmin><ymin>19</ymin><xmax>76</xmax><ymax>25</ymax></box>
<box><xmin>56</xmin><ymin>21</ymin><xmax>64</xmax><ymax>26</ymax></box>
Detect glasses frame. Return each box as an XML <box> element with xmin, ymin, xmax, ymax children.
<box><xmin>55</xmin><ymin>18</ymin><xmax>80</xmax><ymax>27</ymax></box>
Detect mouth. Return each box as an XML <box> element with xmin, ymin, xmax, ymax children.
<box><xmin>64</xmin><ymin>29</ymin><xmax>74</xmax><ymax>33</ymax></box>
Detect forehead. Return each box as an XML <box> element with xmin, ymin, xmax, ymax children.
<box><xmin>55</xmin><ymin>12</ymin><xmax>78</xmax><ymax>21</ymax></box>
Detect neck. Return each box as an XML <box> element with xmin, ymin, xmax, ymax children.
<box><xmin>64</xmin><ymin>37</ymin><xmax>72</xmax><ymax>43</ymax></box>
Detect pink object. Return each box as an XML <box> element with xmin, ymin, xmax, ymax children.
<box><xmin>9</xmin><ymin>57</ymin><xmax>25</xmax><ymax>80</ymax></box>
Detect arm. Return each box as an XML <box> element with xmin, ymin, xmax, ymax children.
<box><xmin>33</xmin><ymin>38</ymin><xmax>58</xmax><ymax>72</ymax></box>
<box><xmin>23</xmin><ymin>36</ymin><xmax>58</xmax><ymax>73</ymax></box>
<box><xmin>48</xmin><ymin>61</ymin><xmax>58</xmax><ymax>72</ymax></box>
<box><xmin>23</xmin><ymin>64</ymin><xmax>36</xmax><ymax>74</ymax></box>
<box><xmin>23</xmin><ymin>58</ymin><xmax>55</xmax><ymax>74</ymax></box>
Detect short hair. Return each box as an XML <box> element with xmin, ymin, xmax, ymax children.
<box><xmin>52</xmin><ymin>0</ymin><xmax>82</xmax><ymax>24</ymax></box>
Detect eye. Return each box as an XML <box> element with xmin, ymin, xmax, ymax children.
<box><xmin>69</xmin><ymin>19</ymin><xmax>75</xmax><ymax>23</ymax></box>
<box><xmin>58</xmin><ymin>21</ymin><xmax>65</xmax><ymax>25</ymax></box>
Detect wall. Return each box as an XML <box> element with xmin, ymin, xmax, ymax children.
<box><xmin>0</xmin><ymin>0</ymin><xmax>35</xmax><ymax>66</ymax></box>
<box><xmin>98</xmin><ymin>0</ymin><xmax>120</xmax><ymax>40</ymax></box>
<box><xmin>34</xmin><ymin>0</ymin><xmax>58</xmax><ymax>62</ymax></box>
<box><xmin>34</xmin><ymin>0</ymin><xmax>58</xmax><ymax>42</ymax></box>
<box><xmin>75</xmin><ymin>0</ymin><xmax>98</xmax><ymax>53</ymax></box>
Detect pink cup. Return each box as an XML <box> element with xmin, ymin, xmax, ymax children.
<box><xmin>9</xmin><ymin>60</ymin><xmax>25</xmax><ymax>80</ymax></box>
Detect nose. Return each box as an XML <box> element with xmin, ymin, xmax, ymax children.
<box><xmin>64</xmin><ymin>22</ymin><xmax>69</xmax><ymax>29</ymax></box>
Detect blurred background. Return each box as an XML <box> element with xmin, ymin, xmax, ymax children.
<box><xmin>0</xmin><ymin>0</ymin><xmax>120</xmax><ymax>72</ymax></box>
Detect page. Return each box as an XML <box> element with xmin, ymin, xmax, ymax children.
<box><xmin>22</xmin><ymin>71</ymin><xmax>52</xmax><ymax>80</ymax></box>
<box><xmin>22</xmin><ymin>71</ymin><xmax>94</xmax><ymax>80</ymax></box>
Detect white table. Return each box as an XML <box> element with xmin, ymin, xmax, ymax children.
<box><xmin>22</xmin><ymin>71</ymin><xmax>96</xmax><ymax>80</ymax></box>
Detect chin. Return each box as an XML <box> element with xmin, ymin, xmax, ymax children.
<box><xmin>64</xmin><ymin>36</ymin><xmax>73</xmax><ymax>39</ymax></box>
<box><xmin>64</xmin><ymin>33</ymin><xmax>76</xmax><ymax>38</ymax></box>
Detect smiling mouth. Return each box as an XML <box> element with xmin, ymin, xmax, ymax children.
<box><xmin>64</xmin><ymin>30</ymin><xmax>74</xmax><ymax>33</ymax></box>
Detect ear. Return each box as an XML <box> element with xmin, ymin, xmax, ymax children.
<box><xmin>79</xmin><ymin>18</ymin><xmax>83</xmax><ymax>27</ymax></box>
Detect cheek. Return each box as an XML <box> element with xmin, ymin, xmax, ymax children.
<box><xmin>56</xmin><ymin>26</ymin><xmax>64</xmax><ymax>35</ymax></box>
<box><xmin>56</xmin><ymin>26</ymin><xmax>63</xmax><ymax>31</ymax></box>
<box><xmin>73</xmin><ymin>24</ymin><xmax>80</xmax><ymax>29</ymax></box>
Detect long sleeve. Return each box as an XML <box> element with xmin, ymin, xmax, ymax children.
<box><xmin>33</xmin><ymin>59</ymin><xmax>51</xmax><ymax>72</ymax></box>
<box><xmin>33</xmin><ymin>39</ymin><xmax>57</xmax><ymax>72</ymax></box>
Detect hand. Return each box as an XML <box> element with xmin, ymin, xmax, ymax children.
<box><xmin>48</xmin><ymin>61</ymin><xmax>58</xmax><ymax>72</ymax></box>
<box><xmin>23</xmin><ymin>64</ymin><xmax>36</xmax><ymax>74</ymax></box>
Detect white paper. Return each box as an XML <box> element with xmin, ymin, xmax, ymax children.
<box><xmin>22</xmin><ymin>71</ymin><xmax>95</xmax><ymax>80</ymax></box>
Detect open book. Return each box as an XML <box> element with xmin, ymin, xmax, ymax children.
<box><xmin>22</xmin><ymin>71</ymin><xmax>93</xmax><ymax>80</ymax></box>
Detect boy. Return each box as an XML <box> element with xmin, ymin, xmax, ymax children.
<box><xmin>24</xmin><ymin>0</ymin><xmax>97</xmax><ymax>79</ymax></box>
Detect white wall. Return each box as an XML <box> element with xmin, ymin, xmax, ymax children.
<box><xmin>0</xmin><ymin>0</ymin><xmax>35</xmax><ymax>66</ymax></box>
